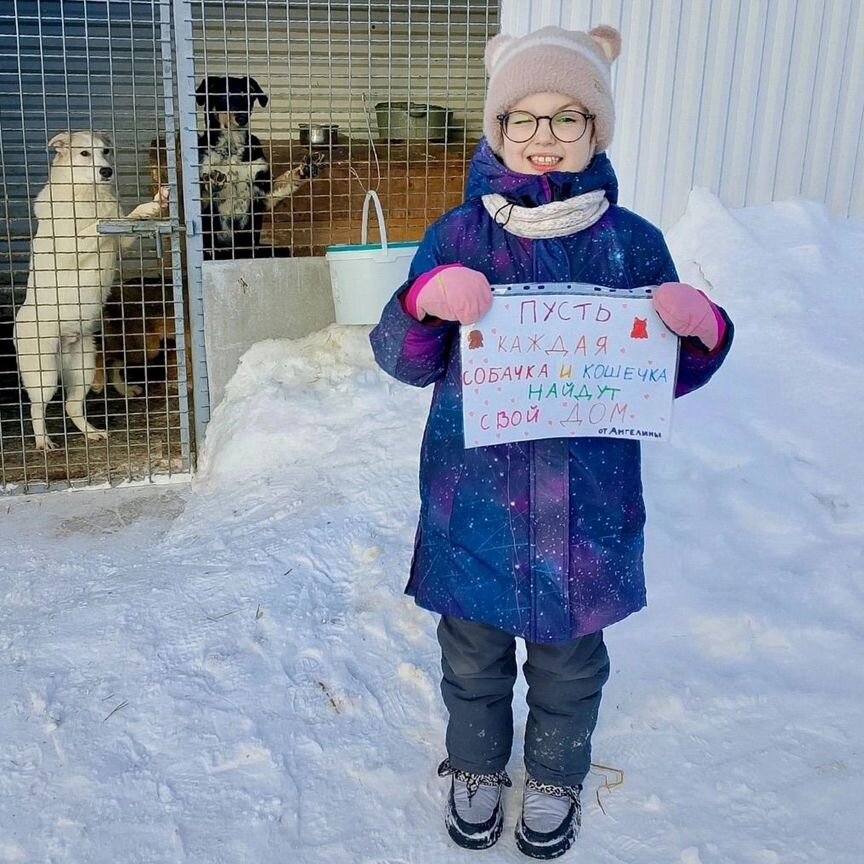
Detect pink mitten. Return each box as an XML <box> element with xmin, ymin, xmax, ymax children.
<box><xmin>652</xmin><ymin>282</ymin><xmax>724</xmax><ymax>350</ymax></box>
<box><xmin>406</xmin><ymin>264</ymin><xmax>493</xmax><ymax>325</ymax></box>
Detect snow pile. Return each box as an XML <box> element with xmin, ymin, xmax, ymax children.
<box><xmin>2</xmin><ymin>191</ymin><xmax>862</xmax><ymax>864</ymax></box>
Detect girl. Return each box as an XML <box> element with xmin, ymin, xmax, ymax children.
<box><xmin>370</xmin><ymin>25</ymin><xmax>732</xmax><ymax>860</ymax></box>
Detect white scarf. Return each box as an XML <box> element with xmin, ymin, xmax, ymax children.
<box><xmin>482</xmin><ymin>190</ymin><xmax>609</xmax><ymax>239</ymax></box>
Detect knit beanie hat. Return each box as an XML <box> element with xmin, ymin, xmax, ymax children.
<box><xmin>483</xmin><ymin>25</ymin><xmax>621</xmax><ymax>154</ymax></box>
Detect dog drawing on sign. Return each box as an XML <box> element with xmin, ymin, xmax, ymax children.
<box><xmin>13</xmin><ymin>131</ymin><xmax>169</xmax><ymax>450</ymax></box>
<box><xmin>195</xmin><ymin>74</ymin><xmax>326</xmax><ymax>258</ymax></box>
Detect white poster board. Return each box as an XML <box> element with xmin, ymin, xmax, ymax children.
<box><xmin>460</xmin><ymin>285</ymin><xmax>679</xmax><ymax>448</ymax></box>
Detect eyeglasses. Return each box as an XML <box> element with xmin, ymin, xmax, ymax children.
<box><xmin>496</xmin><ymin>110</ymin><xmax>595</xmax><ymax>143</ymax></box>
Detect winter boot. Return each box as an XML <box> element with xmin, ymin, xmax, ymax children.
<box><xmin>438</xmin><ymin>758</ymin><xmax>512</xmax><ymax>850</ymax></box>
<box><xmin>515</xmin><ymin>775</ymin><xmax>582</xmax><ymax>859</ymax></box>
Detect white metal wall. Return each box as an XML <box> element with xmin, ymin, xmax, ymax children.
<box><xmin>500</xmin><ymin>0</ymin><xmax>864</xmax><ymax>227</ymax></box>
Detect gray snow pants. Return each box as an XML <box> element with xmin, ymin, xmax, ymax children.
<box><xmin>437</xmin><ymin>616</ymin><xmax>610</xmax><ymax>787</ymax></box>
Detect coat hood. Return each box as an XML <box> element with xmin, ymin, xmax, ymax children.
<box><xmin>465</xmin><ymin>138</ymin><xmax>619</xmax><ymax>207</ymax></box>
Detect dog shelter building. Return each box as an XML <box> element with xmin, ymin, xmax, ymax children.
<box><xmin>0</xmin><ymin>0</ymin><xmax>500</xmax><ymax>491</ymax></box>
<box><xmin>0</xmin><ymin>0</ymin><xmax>861</xmax><ymax>493</ymax></box>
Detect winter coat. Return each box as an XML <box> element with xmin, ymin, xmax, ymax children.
<box><xmin>370</xmin><ymin>140</ymin><xmax>733</xmax><ymax>643</ymax></box>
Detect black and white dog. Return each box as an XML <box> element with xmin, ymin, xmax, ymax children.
<box><xmin>195</xmin><ymin>75</ymin><xmax>325</xmax><ymax>259</ymax></box>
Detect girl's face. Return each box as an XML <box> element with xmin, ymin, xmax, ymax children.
<box><xmin>499</xmin><ymin>92</ymin><xmax>596</xmax><ymax>175</ymax></box>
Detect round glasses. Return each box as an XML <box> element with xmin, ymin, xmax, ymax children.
<box><xmin>497</xmin><ymin>110</ymin><xmax>595</xmax><ymax>143</ymax></box>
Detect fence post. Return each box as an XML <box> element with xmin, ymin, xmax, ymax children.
<box><xmin>172</xmin><ymin>0</ymin><xmax>211</xmax><ymax>449</ymax></box>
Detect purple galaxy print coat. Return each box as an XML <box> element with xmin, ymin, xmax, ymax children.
<box><xmin>370</xmin><ymin>141</ymin><xmax>733</xmax><ymax>644</ymax></box>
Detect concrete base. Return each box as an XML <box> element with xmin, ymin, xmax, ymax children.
<box><xmin>201</xmin><ymin>257</ymin><xmax>335</xmax><ymax>411</ymax></box>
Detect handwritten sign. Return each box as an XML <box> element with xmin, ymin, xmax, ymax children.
<box><xmin>460</xmin><ymin>287</ymin><xmax>679</xmax><ymax>448</ymax></box>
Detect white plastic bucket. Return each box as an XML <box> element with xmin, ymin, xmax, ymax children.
<box><xmin>326</xmin><ymin>190</ymin><xmax>420</xmax><ymax>325</ymax></box>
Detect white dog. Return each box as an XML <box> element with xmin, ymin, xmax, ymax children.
<box><xmin>13</xmin><ymin>131</ymin><xmax>168</xmax><ymax>450</ymax></box>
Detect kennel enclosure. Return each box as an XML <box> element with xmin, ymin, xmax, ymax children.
<box><xmin>0</xmin><ymin>0</ymin><xmax>499</xmax><ymax>492</ymax></box>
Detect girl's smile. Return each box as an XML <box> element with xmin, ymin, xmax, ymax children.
<box><xmin>500</xmin><ymin>92</ymin><xmax>596</xmax><ymax>175</ymax></box>
<box><xmin>526</xmin><ymin>153</ymin><xmax>564</xmax><ymax>172</ymax></box>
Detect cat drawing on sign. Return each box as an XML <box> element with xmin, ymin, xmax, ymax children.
<box><xmin>630</xmin><ymin>317</ymin><xmax>648</xmax><ymax>339</ymax></box>
<box><xmin>467</xmin><ymin>329</ymin><xmax>484</xmax><ymax>349</ymax></box>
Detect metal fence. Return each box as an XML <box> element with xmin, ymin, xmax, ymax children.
<box><xmin>1</xmin><ymin>0</ymin><xmax>498</xmax><ymax>493</ymax></box>
<box><xmin>173</xmin><ymin>0</ymin><xmax>498</xmax><ymax>267</ymax></box>
<box><xmin>0</xmin><ymin>0</ymin><xmax>192</xmax><ymax>493</ymax></box>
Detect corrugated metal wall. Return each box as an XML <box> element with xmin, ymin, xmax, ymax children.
<box><xmin>500</xmin><ymin>0</ymin><xmax>864</xmax><ymax>226</ymax></box>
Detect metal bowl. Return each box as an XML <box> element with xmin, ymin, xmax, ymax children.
<box><xmin>374</xmin><ymin>102</ymin><xmax>452</xmax><ymax>142</ymax></box>
<box><xmin>298</xmin><ymin>124</ymin><xmax>339</xmax><ymax>146</ymax></box>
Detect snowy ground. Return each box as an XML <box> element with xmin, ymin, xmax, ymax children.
<box><xmin>1</xmin><ymin>191</ymin><xmax>862</xmax><ymax>864</ymax></box>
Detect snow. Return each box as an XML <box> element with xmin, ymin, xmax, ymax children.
<box><xmin>2</xmin><ymin>190</ymin><xmax>863</xmax><ymax>863</ymax></box>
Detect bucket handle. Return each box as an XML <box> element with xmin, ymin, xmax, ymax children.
<box><xmin>361</xmin><ymin>189</ymin><xmax>388</xmax><ymax>253</ymax></box>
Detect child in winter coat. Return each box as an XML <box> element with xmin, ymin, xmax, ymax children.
<box><xmin>370</xmin><ymin>24</ymin><xmax>733</xmax><ymax>859</ymax></box>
